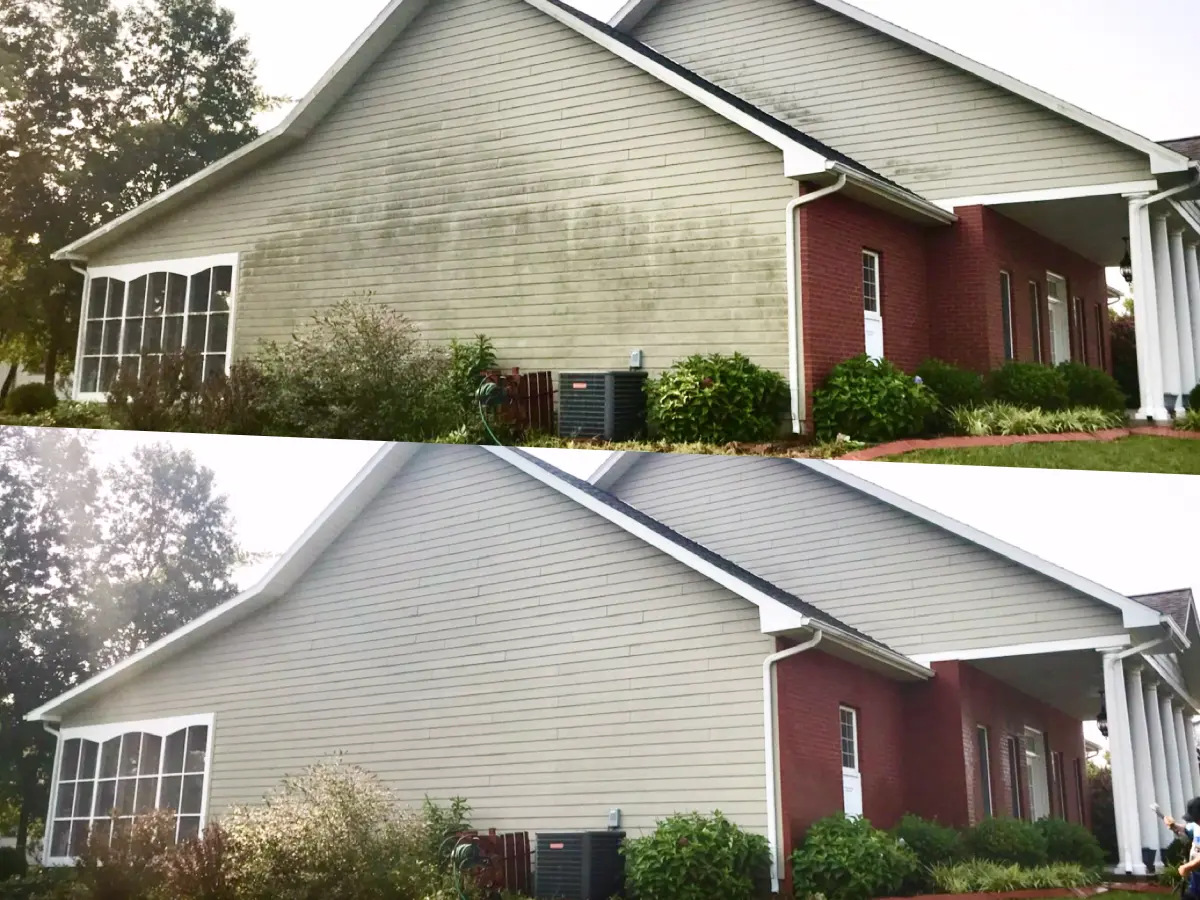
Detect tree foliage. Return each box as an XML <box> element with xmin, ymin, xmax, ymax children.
<box><xmin>0</xmin><ymin>428</ymin><xmax>243</xmax><ymax>850</ymax></box>
<box><xmin>0</xmin><ymin>0</ymin><xmax>275</xmax><ymax>382</ymax></box>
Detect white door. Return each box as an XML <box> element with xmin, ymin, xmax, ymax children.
<box><xmin>1046</xmin><ymin>274</ymin><xmax>1071</xmax><ymax>364</ymax></box>
<box><xmin>1024</xmin><ymin>728</ymin><xmax>1051</xmax><ymax>820</ymax></box>
<box><xmin>840</xmin><ymin>706</ymin><xmax>863</xmax><ymax>818</ymax></box>
<box><xmin>862</xmin><ymin>251</ymin><xmax>883</xmax><ymax>361</ymax></box>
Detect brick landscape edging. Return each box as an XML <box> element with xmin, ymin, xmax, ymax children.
<box><xmin>877</xmin><ymin>883</ymin><xmax>1174</xmax><ymax>900</ymax></box>
<box><xmin>838</xmin><ymin>427</ymin><xmax>1200</xmax><ymax>461</ymax></box>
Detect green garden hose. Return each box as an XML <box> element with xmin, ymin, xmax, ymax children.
<box><xmin>475</xmin><ymin>378</ymin><xmax>504</xmax><ymax>446</ymax></box>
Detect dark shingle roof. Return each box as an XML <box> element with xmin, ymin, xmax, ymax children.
<box><xmin>515</xmin><ymin>449</ymin><xmax>900</xmax><ymax>655</ymax></box>
<box><xmin>1163</xmin><ymin>137</ymin><xmax>1200</xmax><ymax>161</ymax></box>
<box><xmin>542</xmin><ymin>0</ymin><xmax>928</xmax><ymax>202</ymax></box>
<box><xmin>1132</xmin><ymin>588</ymin><xmax>1195</xmax><ymax>631</ymax></box>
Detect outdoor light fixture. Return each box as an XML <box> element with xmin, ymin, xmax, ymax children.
<box><xmin>1121</xmin><ymin>238</ymin><xmax>1134</xmax><ymax>286</ymax></box>
<box><xmin>1097</xmin><ymin>695</ymin><xmax>1109</xmax><ymax>737</ymax></box>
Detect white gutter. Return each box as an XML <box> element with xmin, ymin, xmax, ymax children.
<box><xmin>764</xmin><ymin>629</ymin><xmax>823</xmax><ymax>892</ymax></box>
<box><xmin>1132</xmin><ymin>163</ymin><xmax>1200</xmax><ymax>211</ymax></box>
<box><xmin>786</xmin><ymin>174</ymin><xmax>847</xmax><ymax>434</ymax></box>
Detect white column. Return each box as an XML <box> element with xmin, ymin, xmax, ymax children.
<box><xmin>1163</xmin><ymin>693</ymin><xmax>1187</xmax><ymax>821</ymax></box>
<box><xmin>1146</xmin><ymin>678</ymin><xmax>1175</xmax><ymax>848</ymax></box>
<box><xmin>1106</xmin><ymin>653</ymin><xmax>1143</xmax><ymax>874</ymax></box>
<box><xmin>1127</xmin><ymin>664</ymin><xmax>1161</xmax><ymax>865</ymax></box>
<box><xmin>1153</xmin><ymin>213</ymin><xmax>1183</xmax><ymax>404</ymax></box>
<box><xmin>1129</xmin><ymin>195</ymin><xmax>1168</xmax><ymax>420</ymax></box>
<box><xmin>1188</xmin><ymin>714</ymin><xmax>1200</xmax><ymax>800</ymax></box>
<box><xmin>1170</xmin><ymin>228</ymin><xmax>1197</xmax><ymax>398</ymax></box>
<box><xmin>1185</xmin><ymin>240</ymin><xmax>1200</xmax><ymax>398</ymax></box>
<box><xmin>1173</xmin><ymin>702</ymin><xmax>1195</xmax><ymax>803</ymax></box>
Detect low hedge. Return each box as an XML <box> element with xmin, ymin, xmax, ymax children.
<box><xmin>930</xmin><ymin>859</ymin><xmax>1102</xmax><ymax>893</ymax></box>
<box><xmin>962</xmin><ymin>817</ymin><xmax>1048</xmax><ymax>868</ymax></box>
<box><xmin>985</xmin><ymin>363</ymin><xmax>1070</xmax><ymax>412</ymax></box>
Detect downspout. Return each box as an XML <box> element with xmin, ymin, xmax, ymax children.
<box><xmin>69</xmin><ymin>264</ymin><xmax>88</xmax><ymax>400</ymax></box>
<box><xmin>786</xmin><ymin>175</ymin><xmax>848</xmax><ymax>434</ymax></box>
<box><xmin>763</xmin><ymin>628</ymin><xmax>823</xmax><ymax>892</ymax></box>
<box><xmin>41</xmin><ymin>722</ymin><xmax>61</xmax><ymax>866</ymax></box>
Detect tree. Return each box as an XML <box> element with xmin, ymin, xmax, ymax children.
<box><xmin>0</xmin><ymin>0</ymin><xmax>276</xmax><ymax>384</ymax></box>
<box><xmin>0</xmin><ymin>429</ymin><xmax>243</xmax><ymax>850</ymax></box>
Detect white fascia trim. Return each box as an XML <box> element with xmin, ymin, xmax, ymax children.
<box><xmin>587</xmin><ymin>450</ymin><xmax>643</xmax><ymax>489</ymax></box>
<box><xmin>831</xmin><ymin>163</ymin><xmax>957</xmax><ymax>224</ymax></box>
<box><xmin>88</xmin><ymin>253</ymin><xmax>239</xmax><ymax>282</ymax></box>
<box><xmin>609</xmin><ymin>0</ymin><xmax>656</xmax><ymax>31</ymax></box>
<box><xmin>1144</xmin><ymin>654</ymin><xmax>1200</xmax><ymax>714</ymax></box>
<box><xmin>910</xmin><ymin>634</ymin><xmax>1132</xmax><ymax>666</ymax></box>
<box><xmin>1172</xmin><ymin>199</ymin><xmax>1200</xmax><ymax>239</ymax></box>
<box><xmin>26</xmin><ymin>442</ymin><xmax>414</xmax><ymax>723</ymax></box>
<box><xmin>803</xmin><ymin>459</ymin><xmax>1163</xmax><ymax>630</ymax></box>
<box><xmin>488</xmin><ymin>445</ymin><xmax>931</xmax><ymax>680</ymax></box>
<box><xmin>525</xmin><ymin>0</ymin><xmax>827</xmax><ymax>177</ymax></box>
<box><xmin>59</xmin><ymin>713</ymin><xmax>214</xmax><ymax>744</ymax></box>
<box><xmin>53</xmin><ymin>0</ymin><xmax>434</xmax><ymax>261</ymax></box>
<box><xmin>934</xmin><ymin>180</ymin><xmax>1164</xmax><ymax>211</ymax></box>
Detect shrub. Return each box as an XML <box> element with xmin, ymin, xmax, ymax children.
<box><xmin>622</xmin><ymin>811</ymin><xmax>770</xmax><ymax>900</ymax></box>
<box><xmin>0</xmin><ymin>400</ymin><xmax>117</xmax><ymax>430</ymax></box>
<box><xmin>1191</xmin><ymin>384</ymin><xmax>1200</xmax><ymax>412</ymax></box>
<box><xmin>1110</xmin><ymin>313</ymin><xmax>1139</xmax><ymax>409</ymax></box>
<box><xmin>0</xmin><ymin>868</ymin><xmax>80</xmax><ymax>900</ymax></box>
<box><xmin>930</xmin><ymin>859</ymin><xmax>1101</xmax><ymax>893</ymax></box>
<box><xmin>1057</xmin><ymin>362</ymin><xmax>1127</xmax><ymax>413</ymax></box>
<box><xmin>449</xmin><ymin>335</ymin><xmax>498</xmax><ymax>419</ymax></box>
<box><xmin>1088</xmin><ymin>764</ymin><xmax>1117</xmax><ymax>865</ymax></box>
<box><xmin>0</xmin><ymin>847</ymin><xmax>28</xmax><ymax>881</ymax></box>
<box><xmin>1035</xmin><ymin>817</ymin><xmax>1105</xmax><ymax>868</ymax></box>
<box><xmin>160</xmin><ymin>823</ymin><xmax>235</xmax><ymax>900</ymax></box>
<box><xmin>914</xmin><ymin>359</ymin><xmax>984</xmax><ymax>433</ymax></box>
<box><xmin>790</xmin><ymin>813</ymin><xmax>919</xmax><ymax>900</ymax></box>
<box><xmin>812</xmin><ymin>356</ymin><xmax>938</xmax><ymax>443</ymax></box>
<box><xmin>1179</xmin><ymin>409</ymin><xmax>1200</xmax><ymax>432</ymax></box>
<box><xmin>985</xmin><ymin>362</ymin><xmax>1070</xmax><ymax>411</ymax></box>
<box><xmin>3</xmin><ymin>383</ymin><xmax>57</xmax><ymax>416</ymax></box>
<box><xmin>950</xmin><ymin>402</ymin><xmax>1121</xmax><ymax>437</ymax></box>
<box><xmin>962</xmin><ymin>816</ymin><xmax>1048</xmax><ymax>868</ymax></box>
<box><xmin>646</xmin><ymin>353</ymin><xmax>789</xmax><ymax>444</ymax></box>
<box><xmin>891</xmin><ymin>814</ymin><xmax>963</xmax><ymax>869</ymax></box>
<box><xmin>252</xmin><ymin>299</ymin><xmax>463</xmax><ymax>442</ymax></box>
<box><xmin>75</xmin><ymin>808</ymin><xmax>176</xmax><ymax>900</ymax></box>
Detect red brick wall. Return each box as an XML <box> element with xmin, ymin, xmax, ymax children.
<box><xmin>799</xmin><ymin>191</ymin><xmax>931</xmax><ymax>417</ymax></box>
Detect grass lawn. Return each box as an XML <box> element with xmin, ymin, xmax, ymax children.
<box><xmin>884</xmin><ymin>435</ymin><xmax>1200</xmax><ymax>475</ymax></box>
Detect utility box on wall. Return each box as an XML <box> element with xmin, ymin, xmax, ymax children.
<box><xmin>534</xmin><ymin>831</ymin><xmax>625</xmax><ymax>900</ymax></box>
<box><xmin>557</xmin><ymin>371</ymin><xmax>648</xmax><ymax>442</ymax></box>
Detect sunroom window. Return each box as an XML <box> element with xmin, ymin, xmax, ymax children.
<box><xmin>75</xmin><ymin>255</ymin><xmax>237</xmax><ymax>399</ymax></box>
<box><xmin>47</xmin><ymin>715</ymin><xmax>213</xmax><ymax>863</ymax></box>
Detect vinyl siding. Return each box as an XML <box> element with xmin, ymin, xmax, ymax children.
<box><xmin>64</xmin><ymin>445</ymin><xmax>775</xmax><ymax>835</ymax></box>
<box><xmin>608</xmin><ymin>453</ymin><xmax>1125</xmax><ymax>655</ymax></box>
<box><xmin>634</xmin><ymin>0</ymin><xmax>1153</xmax><ymax>200</ymax></box>
<box><xmin>86</xmin><ymin>0</ymin><xmax>797</xmax><ymax>376</ymax></box>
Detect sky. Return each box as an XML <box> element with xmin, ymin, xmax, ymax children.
<box><xmin>214</xmin><ymin>0</ymin><xmax>1200</xmax><ymax>142</ymax></box>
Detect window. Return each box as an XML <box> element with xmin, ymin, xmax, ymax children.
<box><xmin>1046</xmin><ymin>274</ymin><xmax>1070</xmax><ymax>364</ymax></box>
<box><xmin>839</xmin><ymin>706</ymin><xmax>859</xmax><ymax>771</ymax></box>
<box><xmin>1094</xmin><ymin>306</ymin><xmax>1107</xmax><ymax>371</ymax></box>
<box><xmin>1073</xmin><ymin>758</ymin><xmax>1086</xmax><ymax>823</ymax></box>
<box><xmin>47</xmin><ymin>715</ymin><xmax>213</xmax><ymax>863</ymax></box>
<box><xmin>1006</xmin><ymin>736</ymin><xmax>1023</xmax><ymax>818</ymax></box>
<box><xmin>1077</xmin><ymin>301</ymin><xmax>1089</xmax><ymax>365</ymax></box>
<box><xmin>977</xmin><ymin>726</ymin><xmax>993</xmax><ymax>818</ymax></box>
<box><xmin>75</xmin><ymin>256</ymin><xmax>237</xmax><ymax>400</ymax></box>
<box><xmin>1029</xmin><ymin>282</ymin><xmax>1043</xmax><ymax>364</ymax></box>
<box><xmin>1052</xmin><ymin>751</ymin><xmax>1068</xmax><ymax>820</ymax></box>
<box><xmin>1000</xmin><ymin>272</ymin><xmax>1014</xmax><ymax>361</ymax></box>
<box><xmin>862</xmin><ymin>251</ymin><xmax>881</xmax><ymax>316</ymax></box>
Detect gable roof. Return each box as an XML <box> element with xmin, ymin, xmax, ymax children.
<box><xmin>609</xmin><ymin>0</ymin><xmax>1192</xmax><ymax>178</ymax></box>
<box><xmin>26</xmin><ymin>443</ymin><xmax>927</xmax><ymax>723</ymax></box>
<box><xmin>1164</xmin><ymin>137</ymin><xmax>1200</xmax><ymax>161</ymax></box>
<box><xmin>1132</xmin><ymin>589</ymin><xmax>1196</xmax><ymax>635</ymax></box>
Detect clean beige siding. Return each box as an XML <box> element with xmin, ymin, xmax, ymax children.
<box><xmin>608</xmin><ymin>453</ymin><xmax>1126</xmax><ymax>655</ymax></box>
<box><xmin>87</xmin><ymin>0</ymin><xmax>797</xmax><ymax>375</ymax></box>
<box><xmin>65</xmin><ymin>445</ymin><xmax>775</xmax><ymax>835</ymax></box>
<box><xmin>635</xmin><ymin>0</ymin><xmax>1153</xmax><ymax>200</ymax></box>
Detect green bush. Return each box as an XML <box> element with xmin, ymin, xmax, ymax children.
<box><xmin>930</xmin><ymin>859</ymin><xmax>1100</xmax><ymax>893</ymax></box>
<box><xmin>985</xmin><ymin>362</ymin><xmax>1070</xmax><ymax>411</ymax></box>
<box><xmin>3</xmin><ymin>383</ymin><xmax>57</xmax><ymax>416</ymax></box>
<box><xmin>1035</xmin><ymin>817</ymin><xmax>1105</xmax><ymax>868</ymax></box>
<box><xmin>1110</xmin><ymin>313</ymin><xmax>1139</xmax><ymax>409</ymax></box>
<box><xmin>914</xmin><ymin>359</ymin><xmax>984</xmax><ymax>433</ymax></box>
<box><xmin>0</xmin><ymin>400</ymin><xmax>117</xmax><ymax>430</ymax></box>
<box><xmin>75</xmin><ymin>808</ymin><xmax>176</xmax><ymax>900</ymax></box>
<box><xmin>891</xmin><ymin>814</ymin><xmax>963</xmax><ymax>869</ymax></box>
<box><xmin>812</xmin><ymin>356</ymin><xmax>938</xmax><ymax>443</ymax></box>
<box><xmin>1057</xmin><ymin>362</ymin><xmax>1127</xmax><ymax>413</ymax></box>
<box><xmin>1087</xmin><ymin>764</ymin><xmax>1117</xmax><ymax>865</ymax></box>
<box><xmin>1177</xmin><ymin>409</ymin><xmax>1200</xmax><ymax>432</ymax></box>
<box><xmin>790</xmin><ymin>813</ymin><xmax>919</xmax><ymax>900</ymax></box>
<box><xmin>1190</xmin><ymin>384</ymin><xmax>1200</xmax><ymax>412</ymax></box>
<box><xmin>448</xmin><ymin>334</ymin><xmax>498</xmax><ymax>420</ymax></box>
<box><xmin>0</xmin><ymin>867</ymin><xmax>80</xmax><ymax>900</ymax></box>
<box><xmin>646</xmin><ymin>353</ymin><xmax>789</xmax><ymax>444</ymax></box>
<box><xmin>0</xmin><ymin>847</ymin><xmax>28</xmax><ymax>882</ymax></box>
<box><xmin>622</xmin><ymin>811</ymin><xmax>770</xmax><ymax>900</ymax></box>
<box><xmin>962</xmin><ymin>816</ymin><xmax>1048</xmax><ymax>868</ymax></box>
<box><xmin>951</xmin><ymin>402</ymin><xmax>1121</xmax><ymax>437</ymax></box>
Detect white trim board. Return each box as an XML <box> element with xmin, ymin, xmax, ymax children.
<box><xmin>607</xmin><ymin>0</ymin><xmax>1190</xmax><ymax>177</ymax></box>
<box><xmin>934</xmin><ymin>181</ymin><xmax>1163</xmax><ymax>211</ymax></box>
<box><xmin>54</xmin><ymin>0</ymin><xmax>952</xmax><ymax>262</ymax></box>
<box><xmin>910</xmin><ymin>635</ymin><xmax>1132</xmax><ymax>666</ymax></box>
<box><xmin>26</xmin><ymin>442</ymin><xmax>414</xmax><ymax>722</ymax></box>
<box><xmin>802</xmin><ymin>459</ymin><xmax>1165</xmax><ymax>631</ymax></box>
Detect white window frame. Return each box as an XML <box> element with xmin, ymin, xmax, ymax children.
<box><xmin>862</xmin><ymin>250</ymin><xmax>882</xmax><ymax>319</ymax></box>
<box><xmin>977</xmin><ymin>725</ymin><xmax>993</xmax><ymax>818</ymax></box>
<box><xmin>1000</xmin><ymin>271</ymin><xmax>1014</xmax><ymax>361</ymax></box>
<box><xmin>1029</xmin><ymin>281</ymin><xmax>1043</xmax><ymax>364</ymax></box>
<box><xmin>73</xmin><ymin>254</ymin><xmax>239</xmax><ymax>402</ymax></box>
<box><xmin>1046</xmin><ymin>272</ymin><xmax>1071</xmax><ymax>365</ymax></box>
<box><xmin>44</xmin><ymin>713</ymin><xmax>215</xmax><ymax>866</ymax></box>
<box><xmin>1006</xmin><ymin>735</ymin><xmax>1023</xmax><ymax>819</ymax></box>
<box><xmin>839</xmin><ymin>705</ymin><xmax>860</xmax><ymax>772</ymax></box>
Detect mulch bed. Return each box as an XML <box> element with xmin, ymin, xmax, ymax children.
<box><xmin>839</xmin><ymin>427</ymin><xmax>1200</xmax><ymax>461</ymax></box>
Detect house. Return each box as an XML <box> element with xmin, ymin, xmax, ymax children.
<box><xmin>49</xmin><ymin>0</ymin><xmax>1200</xmax><ymax>430</ymax></box>
<box><xmin>26</xmin><ymin>444</ymin><xmax>1200</xmax><ymax>887</ymax></box>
